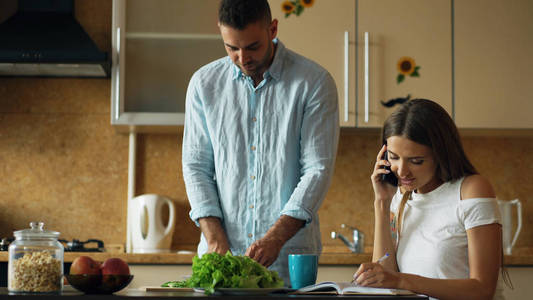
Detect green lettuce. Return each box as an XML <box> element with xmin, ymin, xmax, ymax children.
<box><xmin>162</xmin><ymin>252</ymin><xmax>284</xmax><ymax>294</ymax></box>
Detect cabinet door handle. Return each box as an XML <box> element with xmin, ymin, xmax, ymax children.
<box><xmin>344</xmin><ymin>31</ymin><xmax>349</xmax><ymax>123</ymax></box>
<box><xmin>364</xmin><ymin>32</ymin><xmax>369</xmax><ymax>123</ymax></box>
<box><xmin>115</xmin><ymin>27</ymin><xmax>121</xmax><ymax>120</ymax></box>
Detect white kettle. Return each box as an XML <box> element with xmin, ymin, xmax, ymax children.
<box><xmin>131</xmin><ymin>194</ymin><xmax>176</xmax><ymax>253</ymax></box>
<box><xmin>497</xmin><ymin>199</ymin><xmax>522</xmax><ymax>255</ymax></box>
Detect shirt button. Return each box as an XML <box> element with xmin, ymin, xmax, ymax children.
<box><xmin>249</xmin><ymin>205</ymin><xmax>254</xmax><ymax>209</ymax></box>
<box><xmin>251</xmin><ymin>175</ymin><xmax>256</xmax><ymax>180</ymax></box>
<box><xmin>248</xmin><ymin>233</ymin><xmax>253</xmax><ymax>238</ymax></box>
<box><xmin>251</xmin><ymin>146</ymin><xmax>256</xmax><ymax>151</ymax></box>
<box><xmin>252</xmin><ymin>117</ymin><xmax>257</xmax><ymax>122</ymax></box>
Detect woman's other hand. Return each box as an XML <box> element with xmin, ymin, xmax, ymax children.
<box><xmin>371</xmin><ymin>145</ymin><xmax>398</xmax><ymax>206</ymax></box>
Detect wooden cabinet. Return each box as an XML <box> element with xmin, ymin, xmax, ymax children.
<box><xmin>109</xmin><ymin>1</ymin><xmax>532</xmax><ymax>130</ymax></box>
<box><xmin>454</xmin><ymin>0</ymin><xmax>533</xmax><ymax>129</ymax></box>
<box><xmin>271</xmin><ymin>0</ymin><xmax>452</xmax><ymax>128</ymax></box>
<box><xmin>270</xmin><ymin>0</ymin><xmax>356</xmax><ymax>127</ymax></box>
<box><xmin>316</xmin><ymin>266</ymin><xmax>533</xmax><ymax>300</ymax></box>
<box><xmin>111</xmin><ymin>0</ymin><xmax>227</xmax><ymax>129</ymax></box>
<box><xmin>503</xmin><ymin>267</ymin><xmax>533</xmax><ymax>300</ymax></box>
<box><xmin>129</xmin><ymin>264</ymin><xmax>533</xmax><ymax>300</ymax></box>
<box><xmin>356</xmin><ymin>0</ymin><xmax>452</xmax><ymax>127</ymax></box>
<box><xmin>109</xmin><ymin>0</ymin><xmax>454</xmax><ymax>130</ymax></box>
<box><xmin>129</xmin><ymin>265</ymin><xmax>191</xmax><ymax>288</ymax></box>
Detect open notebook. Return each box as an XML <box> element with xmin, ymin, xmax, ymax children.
<box><xmin>295</xmin><ymin>281</ymin><xmax>414</xmax><ymax>295</ymax></box>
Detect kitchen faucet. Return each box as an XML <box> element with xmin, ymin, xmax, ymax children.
<box><xmin>331</xmin><ymin>224</ymin><xmax>365</xmax><ymax>253</ymax></box>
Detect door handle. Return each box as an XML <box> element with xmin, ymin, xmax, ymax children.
<box><xmin>344</xmin><ymin>31</ymin><xmax>349</xmax><ymax>122</ymax></box>
<box><xmin>114</xmin><ymin>27</ymin><xmax>121</xmax><ymax>121</ymax></box>
<box><xmin>364</xmin><ymin>32</ymin><xmax>369</xmax><ymax>123</ymax></box>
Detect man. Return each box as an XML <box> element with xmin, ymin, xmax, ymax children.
<box><xmin>182</xmin><ymin>0</ymin><xmax>339</xmax><ymax>285</ymax></box>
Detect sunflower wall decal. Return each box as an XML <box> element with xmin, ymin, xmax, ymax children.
<box><xmin>282</xmin><ymin>0</ymin><xmax>314</xmax><ymax>18</ymax></box>
<box><xmin>396</xmin><ymin>56</ymin><xmax>420</xmax><ymax>84</ymax></box>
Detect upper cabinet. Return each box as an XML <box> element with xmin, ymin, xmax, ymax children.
<box><xmin>110</xmin><ymin>0</ymin><xmax>530</xmax><ymax>130</ymax></box>
<box><xmin>111</xmin><ymin>0</ymin><xmax>227</xmax><ymax>129</ymax></box>
<box><xmin>270</xmin><ymin>0</ymin><xmax>356</xmax><ymax>127</ymax></box>
<box><xmin>271</xmin><ymin>0</ymin><xmax>452</xmax><ymax>128</ymax></box>
<box><xmin>356</xmin><ymin>0</ymin><xmax>452</xmax><ymax>127</ymax></box>
<box><xmin>454</xmin><ymin>0</ymin><xmax>533</xmax><ymax>129</ymax></box>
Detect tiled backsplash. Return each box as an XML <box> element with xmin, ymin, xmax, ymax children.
<box><xmin>1</xmin><ymin>0</ymin><xmax>531</xmax><ymax>252</ymax></box>
<box><xmin>2</xmin><ymin>105</ymin><xmax>532</xmax><ymax>251</ymax></box>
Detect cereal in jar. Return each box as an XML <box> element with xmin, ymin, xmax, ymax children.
<box><xmin>8</xmin><ymin>222</ymin><xmax>64</xmax><ymax>293</ymax></box>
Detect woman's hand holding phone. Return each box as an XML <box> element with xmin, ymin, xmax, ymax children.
<box><xmin>381</xmin><ymin>151</ymin><xmax>399</xmax><ymax>186</ymax></box>
<box><xmin>371</xmin><ymin>145</ymin><xmax>398</xmax><ymax>206</ymax></box>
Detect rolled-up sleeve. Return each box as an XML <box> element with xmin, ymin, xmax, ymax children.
<box><xmin>182</xmin><ymin>73</ymin><xmax>223</xmax><ymax>226</ymax></box>
<box><xmin>280</xmin><ymin>72</ymin><xmax>339</xmax><ymax>224</ymax></box>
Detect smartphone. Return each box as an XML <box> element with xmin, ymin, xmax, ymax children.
<box><xmin>381</xmin><ymin>151</ymin><xmax>398</xmax><ymax>186</ymax></box>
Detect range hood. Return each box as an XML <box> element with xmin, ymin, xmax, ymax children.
<box><xmin>0</xmin><ymin>0</ymin><xmax>109</xmax><ymax>77</ymax></box>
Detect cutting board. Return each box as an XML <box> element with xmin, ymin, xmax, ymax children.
<box><xmin>143</xmin><ymin>286</ymin><xmax>194</xmax><ymax>292</ymax></box>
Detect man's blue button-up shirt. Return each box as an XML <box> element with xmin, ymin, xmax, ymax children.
<box><xmin>182</xmin><ymin>40</ymin><xmax>339</xmax><ymax>282</ymax></box>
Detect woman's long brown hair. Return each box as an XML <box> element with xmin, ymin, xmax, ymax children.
<box><xmin>383</xmin><ymin>99</ymin><xmax>512</xmax><ymax>288</ymax></box>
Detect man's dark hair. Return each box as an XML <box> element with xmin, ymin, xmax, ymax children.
<box><xmin>218</xmin><ymin>0</ymin><xmax>272</xmax><ymax>30</ymax></box>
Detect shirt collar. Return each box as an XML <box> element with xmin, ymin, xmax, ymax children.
<box><xmin>231</xmin><ymin>38</ymin><xmax>285</xmax><ymax>81</ymax></box>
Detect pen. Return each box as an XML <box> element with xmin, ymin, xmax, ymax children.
<box><xmin>351</xmin><ymin>253</ymin><xmax>390</xmax><ymax>284</ymax></box>
<box><xmin>376</xmin><ymin>252</ymin><xmax>390</xmax><ymax>264</ymax></box>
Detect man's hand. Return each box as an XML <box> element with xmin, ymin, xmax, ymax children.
<box><xmin>245</xmin><ymin>236</ymin><xmax>283</xmax><ymax>267</ymax></box>
<box><xmin>245</xmin><ymin>215</ymin><xmax>305</xmax><ymax>267</ymax></box>
<box><xmin>198</xmin><ymin>217</ymin><xmax>231</xmax><ymax>255</ymax></box>
<box><xmin>207</xmin><ymin>238</ymin><xmax>230</xmax><ymax>254</ymax></box>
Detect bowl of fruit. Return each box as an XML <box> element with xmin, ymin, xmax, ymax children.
<box><xmin>65</xmin><ymin>256</ymin><xmax>133</xmax><ymax>294</ymax></box>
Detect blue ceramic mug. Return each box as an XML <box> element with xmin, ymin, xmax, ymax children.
<box><xmin>288</xmin><ymin>254</ymin><xmax>318</xmax><ymax>289</ymax></box>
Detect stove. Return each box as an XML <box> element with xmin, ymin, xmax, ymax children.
<box><xmin>0</xmin><ymin>237</ymin><xmax>105</xmax><ymax>252</ymax></box>
<box><xmin>0</xmin><ymin>238</ymin><xmax>13</xmax><ymax>251</ymax></box>
<box><xmin>59</xmin><ymin>239</ymin><xmax>105</xmax><ymax>252</ymax></box>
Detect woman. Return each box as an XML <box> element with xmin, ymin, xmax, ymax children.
<box><xmin>354</xmin><ymin>99</ymin><xmax>508</xmax><ymax>300</ymax></box>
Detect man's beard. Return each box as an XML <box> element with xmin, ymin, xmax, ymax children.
<box><xmin>239</xmin><ymin>41</ymin><xmax>273</xmax><ymax>78</ymax></box>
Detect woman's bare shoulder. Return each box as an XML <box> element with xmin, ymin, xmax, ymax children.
<box><xmin>460</xmin><ymin>174</ymin><xmax>496</xmax><ymax>200</ymax></box>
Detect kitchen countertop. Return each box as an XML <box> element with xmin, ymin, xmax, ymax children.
<box><xmin>0</xmin><ymin>287</ymin><xmax>428</xmax><ymax>299</ymax></box>
<box><xmin>0</xmin><ymin>251</ymin><xmax>372</xmax><ymax>265</ymax></box>
<box><xmin>1</xmin><ymin>247</ymin><xmax>533</xmax><ymax>265</ymax></box>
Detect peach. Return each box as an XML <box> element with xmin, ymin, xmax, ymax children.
<box><xmin>101</xmin><ymin>258</ymin><xmax>130</xmax><ymax>275</ymax></box>
<box><xmin>70</xmin><ymin>256</ymin><xmax>101</xmax><ymax>275</ymax></box>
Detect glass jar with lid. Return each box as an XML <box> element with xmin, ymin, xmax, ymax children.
<box><xmin>8</xmin><ymin>221</ymin><xmax>64</xmax><ymax>293</ymax></box>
